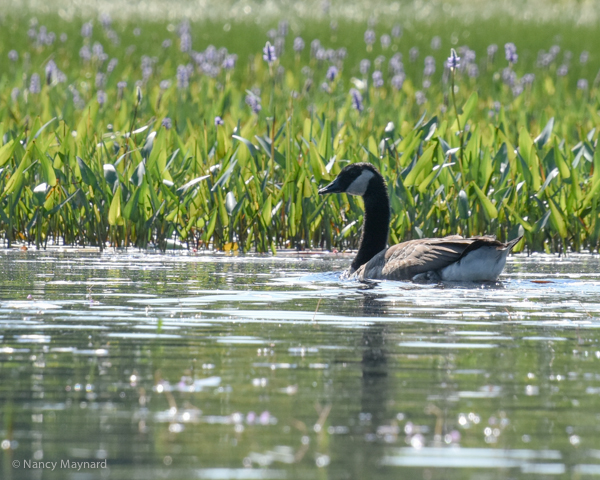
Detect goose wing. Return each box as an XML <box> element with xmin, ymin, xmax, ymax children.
<box><xmin>357</xmin><ymin>236</ymin><xmax>502</xmax><ymax>281</ymax></box>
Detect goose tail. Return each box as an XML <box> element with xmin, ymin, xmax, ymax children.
<box><xmin>505</xmin><ymin>235</ymin><xmax>524</xmax><ymax>251</ymax></box>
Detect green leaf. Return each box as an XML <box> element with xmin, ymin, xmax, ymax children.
<box><xmin>77</xmin><ymin>156</ymin><xmax>100</xmax><ymax>190</ymax></box>
<box><xmin>204</xmin><ymin>209</ymin><xmax>218</xmax><ymax>243</ymax></box>
<box><xmin>413</xmin><ymin>110</ymin><xmax>427</xmax><ymax>130</ymax></box>
<box><xmin>535</xmin><ymin>117</ymin><xmax>554</xmax><ymax>148</ymax></box>
<box><xmin>536</xmin><ymin>168</ymin><xmax>559</xmax><ymax>197</ymax></box>
<box><xmin>4</xmin><ymin>151</ymin><xmax>31</xmax><ymax>195</ymax></box>
<box><xmin>38</xmin><ymin>151</ymin><xmax>57</xmax><ymax>187</ymax></box>
<box><xmin>177</xmin><ymin>175</ymin><xmax>210</xmax><ymax>195</ymax></box>
<box><xmin>141</xmin><ymin>131</ymin><xmax>156</xmax><ymax>159</ymax></box>
<box><xmin>271</xmin><ymin>199</ymin><xmax>283</xmax><ymax>219</ymax></box>
<box><xmin>309</xmin><ymin>142</ymin><xmax>325</xmax><ymax>183</ymax></box>
<box><xmin>548</xmin><ymin>197</ymin><xmax>567</xmax><ymax>238</ymax></box>
<box><xmin>108</xmin><ymin>185</ymin><xmax>122</xmax><ymax>226</ymax></box>
<box><xmin>318</xmin><ymin>119</ymin><xmax>332</xmax><ymax>161</ymax></box>
<box><xmin>505</xmin><ymin>204</ymin><xmax>533</xmax><ymax>232</ymax></box>
<box><xmin>418</xmin><ymin>116</ymin><xmax>438</xmax><ymax>141</ymax></box>
<box><xmin>472</xmin><ymin>184</ymin><xmax>498</xmax><ymax>219</ymax></box>
<box><xmin>123</xmin><ymin>183</ymin><xmax>145</xmax><ymax>221</ymax></box>
<box><xmin>404</xmin><ymin>144</ymin><xmax>436</xmax><ymax>186</ymax></box>
<box><xmin>31</xmin><ymin>117</ymin><xmax>57</xmax><ymax>141</ymax></box>
<box><xmin>130</xmin><ymin>161</ymin><xmax>146</xmax><ymax>187</ymax></box>
<box><xmin>534</xmin><ymin>209</ymin><xmax>552</xmax><ymax>233</ymax></box>
<box><xmin>232</xmin><ymin>135</ymin><xmax>257</xmax><ymax>159</ymax></box>
<box><xmin>458</xmin><ymin>91</ymin><xmax>478</xmax><ymax>127</ymax></box>
<box><xmin>457</xmin><ymin>189</ymin><xmax>470</xmax><ymax>219</ymax></box>
<box><xmin>0</xmin><ymin>139</ymin><xmax>16</xmax><ymax>167</ymax></box>
<box><xmin>552</xmin><ymin>144</ymin><xmax>570</xmax><ymax>180</ymax></box>
<box><xmin>225</xmin><ymin>191</ymin><xmax>237</xmax><ymax>214</ymax></box>
<box><xmin>32</xmin><ymin>183</ymin><xmax>49</xmax><ymax>206</ymax></box>
<box><xmin>518</xmin><ymin>128</ymin><xmax>541</xmax><ymax>191</ymax></box>
<box><xmin>145</xmin><ymin>129</ymin><xmax>165</xmax><ymax>172</ymax></box>
<box><xmin>211</xmin><ymin>158</ymin><xmax>238</xmax><ymax>192</ymax></box>
<box><xmin>47</xmin><ymin>189</ymin><xmax>80</xmax><ymax>216</ymax></box>
<box><xmin>261</xmin><ymin>195</ymin><xmax>272</xmax><ymax>225</ymax></box>
<box><xmin>338</xmin><ymin>220</ymin><xmax>357</xmax><ymax>239</ymax></box>
<box><xmin>103</xmin><ymin>164</ymin><xmax>119</xmax><ymax>190</ymax></box>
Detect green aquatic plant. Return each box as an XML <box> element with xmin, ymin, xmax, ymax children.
<box><xmin>0</xmin><ymin>14</ymin><xmax>598</xmax><ymax>253</ymax></box>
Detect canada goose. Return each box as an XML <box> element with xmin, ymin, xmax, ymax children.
<box><xmin>318</xmin><ymin>163</ymin><xmax>522</xmax><ymax>282</ymax></box>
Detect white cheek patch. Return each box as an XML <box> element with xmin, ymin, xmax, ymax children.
<box><xmin>346</xmin><ymin>170</ymin><xmax>375</xmax><ymax>196</ymax></box>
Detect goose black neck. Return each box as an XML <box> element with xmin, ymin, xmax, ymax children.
<box><xmin>351</xmin><ymin>173</ymin><xmax>390</xmax><ymax>271</ymax></box>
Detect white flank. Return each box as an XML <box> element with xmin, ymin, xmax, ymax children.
<box><xmin>346</xmin><ymin>170</ymin><xmax>375</xmax><ymax>196</ymax></box>
<box><xmin>440</xmin><ymin>246</ymin><xmax>508</xmax><ymax>282</ymax></box>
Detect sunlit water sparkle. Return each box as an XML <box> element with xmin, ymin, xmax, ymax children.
<box><xmin>1</xmin><ymin>250</ymin><xmax>600</xmax><ymax>479</ymax></box>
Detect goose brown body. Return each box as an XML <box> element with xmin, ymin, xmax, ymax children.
<box><xmin>319</xmin><ymin>163</ymin><xmax>522</xmax><ymax>282</ymax></box>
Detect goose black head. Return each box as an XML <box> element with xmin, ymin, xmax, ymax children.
<box><xmin>318</xmin><ymin>163</ymin><xmax>380</xmax><ymax>197</ymax></box>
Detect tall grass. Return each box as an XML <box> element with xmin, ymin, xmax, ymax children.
<box><xmin>0</xmin><ymin>14</ymin><xmax>599</xmax><ymax>252</ymax></box>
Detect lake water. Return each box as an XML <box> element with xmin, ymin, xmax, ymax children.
<box><xmin>1</xmin><ymin>249</ymin><xmax>600</xmax><ymax>479</ymax></box>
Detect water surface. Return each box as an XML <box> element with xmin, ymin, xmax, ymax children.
<box><xmin>1</xmin><ymin>250</ymin><xmax>600</xmax><ymax>479</ymax></box>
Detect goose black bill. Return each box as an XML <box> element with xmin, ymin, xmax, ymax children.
<box><xmin>318</xmin><ymin>178</ymin><xmax>342</xmax><ymax>195</ymax></box>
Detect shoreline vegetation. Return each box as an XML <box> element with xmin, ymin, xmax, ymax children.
<box><xmin>0</xmin><ymin>11</ymin><xmax>599</xmax><ymax>254</ymax></box>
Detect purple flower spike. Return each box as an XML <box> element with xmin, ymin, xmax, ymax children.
<box><xmin>326</xmin><ymin>66</ymin><xmax>338</xmax><ymax>82</ymax></box>
<box><xmin>557</xmin><ymin>64</ymin><xmax>568</xmax><ymax>77</ymax></box>
<box><xmin>360</xmin><ymin>59</ymin><xmax>371</xmax><ymax>75</ymax></box>
<box><xmin>364</xmin><ymin>29</ymin><xmax>375</xmax><ymax>46</ymax></box>
<box><xmin>293</xmin><ymin>37</ymin><xmax>305</xmax><ymax>53</ymax></box>
<box><xmin>424</xmin><ymin>56</ymin><xmax>436</xmax><ymax>76</ymax></box>
<box><xmin>180</xmin><ymin>32</ymin><xmax>191</xmax><ymax>53</ymax></box>
<box><xmin>97</xmin><ymin>90</ymin><xmax>107</xmax><ymax>106</ymax></box>
<box><xmin>162</xmin><ymin>117</ymin><xmax>172</xmax><ymax>129</ymax></box>
<box><xmin>505</xmin><ymin>43</ymin><xmax>518</xmax><ymax>64</ymax></box>
<box><xmin>310</xmin><ymin>39</ymin><xmax>321</xmax><ymax>57</ymax></box>
<box><xmin>45</xmin><ymin>60</ymin><xmax>57</xmax><ymax>84</ymax></box>
<box><xmin>278</xmin><ymin>20</ymin><xmax>289</xmax><ymax>37</ymax></box>
<box><xmin>522</xmin><ymin>73</ymin><xmax>535</xmax><ymax>85</ymax></box>
<box><xmin>79</xmin><ymin>45</ymin><xmax>91</xmax><ymax>62</ymax></box>
<box><xmin>245</xmin><ymin>93</ymin><xmax>262</xmax><ymax>114</ymax></box>
<box><xmin>502</xmin><ymin>68</ymin><xmax>516</xmax><ymax>86</ymax></box>
<box><xmin>95</xmin><ymin>72</ymin><xmax>106</xmax><ymax>88</ymax></box>
<box><xmin>81</xmin><ymin>22</ymin><xmax>93</xmax><ymax>38</ymax></box>
<box><xmin>107</xmin><ymin>58</ymin><xmax>118</xmax><ymax>73</ymax></box>
<box><xmin>176</xmin><ymin>65</ymin><xmax>189</xmax><ymax>89</ymax></box>
<box><xmin>380</xmin><ymin>34</ymin><xmax>391</xmax><ymax>49</ymax></box>
<box><xmin>409</xmin><ymin>47</ymin><xmax>419</xmax><ymax>63</ymax></box>
<box><xmin>214</xmin><ymin>116</ymin><xmax>224</xmax><ymax>126</ymax></box>
<box><xmin>447</xmin><ymin>48</ymin><xmax>460</xmax><ymax>70</ymax></box>
<box><xmin>391</xmin><ymin>73</ymin><xmax>405</xmax><ymax>90</ymax></box>
<box><xmin>222</xmin><ymin>54</ymin><xmax>237</xmax><ymax>70</ymax></box>
<box><xmin>372</xmin><ymin>70</ymin><xmax>384</xmax><ymax>88</ymax></box>
<box><xmin>29</xmin><ymin>73</ymin><xmax>41</xmax><ymax>94</ymax></box>
<box><xmin>263</xmin><ymin>41</ymin><xmax>277</xmax><ymax>64</ymax></box>
<box><xmin>468</xmin><ymin>64</ymin><xmax>479</xmax><ymax>78</ymax></box>
<box><xmin>349</xmin><ymin>88</ymin><xmax>363</xmax><ymax>112</ymax></box>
